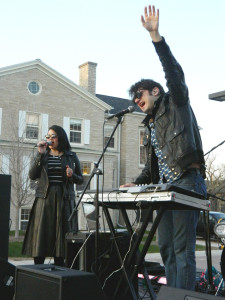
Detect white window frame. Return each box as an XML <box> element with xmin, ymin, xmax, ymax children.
<box><xmin>139</xmin><ymin>128</ymin><xmax>146</xmax><ymax>167</ymax></box>
<box><xmin>27</xmin><ymin>81</ymin><xmax>42</xmax><ymax>95</ymax></box>
<box><xmin>63</xmin><ymin>117</ymin><xmax>90</xmax><ymax>147</ymax></box>
<box><xmin>0</xmin><ymin>154</ymin><xmax>2</xmax><ymax>173</ymax></box>
<box><xmin>104</xmin><ymin>124</ymin><xmax>117</xmax><ymax>150</ymax></box>
<box><xmin>70</xmin><ymin>118</ymin><xmax>83</xmax><ymax>145</ymax></box>
<box><xmin>18</xmin><ymin>111</ymin><xmax>48</xmax><ymax>142</ymax></box>
<box><xmin>20</xmin><ymin>207</ymin><xmax>31</xmax><ymax>231</ymax></box>
<box><xmin>77</xmin><ymin>161</ymin><xmax>94</xmax><ymax>191</ymax></box>
<box><xmin>0</xmin><ymin>108</ymin><xmax>2</xmax><ymax>135</ymax></box>
<box><xmin>0</xmin><ymin>154</ymin><xmax>10</xmax><ymax>174</ymax></box>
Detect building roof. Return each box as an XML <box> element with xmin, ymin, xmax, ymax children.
<box><xmin>0</xmin><ymin>59</ymin><xmax>112</xmax><ymax>112</ymax></box>
<box><xmin>0</xmin><ymin>59</ymin><xmax>144</xmax><ymax>114</ymax></box>
<box><xmin>96</xmin><ymin>94</ymin><xmax>143</xmax><ymax>114</ymax></box>
<box><xmin>208</xmin><ymin>90</ymin><xmax>225</xmax><ymax>102</ymax></box>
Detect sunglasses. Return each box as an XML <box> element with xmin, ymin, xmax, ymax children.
<box><xmin>133</xmin><ymin>90</ymin><xmax>143</xmax><ymax>102</ymax></box>
<box><xmin>45</xmin><ymin>134</ymin><xmax>58</xmax><ymax>139</ymax></box>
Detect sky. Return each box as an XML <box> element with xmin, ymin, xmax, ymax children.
<box><xmin>1</xmin><ymin>0</ymin><xmax>225</xmax><ymax>165</ymax></box>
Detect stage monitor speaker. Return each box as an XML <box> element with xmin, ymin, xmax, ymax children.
<box><xmin>0</xmin><ymin>174</ymin><xmax>11</xmax><ymax>260</ymax></box>
<box><xmin>15</xmin><ymin>264</ymin><xmax>106</xmax><ymax>300</ymax></box>
<box><xmin>157</xmin><ymin>286</ymin><xmax>218</xmax><ymax>299</ymax></box>
<box><xmin>65</xmin><ymin>230</ymin><xmax>138</xmax><ymax>300</ymax></box>
<box><xmin>0</xmin><ymin>257</ymin><xmax>15</xmax><ymax>300</ymax></box>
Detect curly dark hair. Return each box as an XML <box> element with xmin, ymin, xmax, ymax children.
<box><xmin>129</xmin><ymin>79</ymin><xmax>165</xmax><ymax>103</ymax></box>
<box><xmin>48</xmin><ymin>125</ymin><xmax>71</xmax><ymax>152</ymax></box>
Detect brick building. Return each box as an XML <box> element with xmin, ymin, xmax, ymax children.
<box><xmin>0</xmin><ymin>59</ymin><xmax>145</xmax><ymax>232</ymax></box>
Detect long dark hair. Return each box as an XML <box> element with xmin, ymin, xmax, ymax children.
<box><xmin>48</xmin><ymin>125</ymin><xmax>71</xmax><ymax>152</ymax></box>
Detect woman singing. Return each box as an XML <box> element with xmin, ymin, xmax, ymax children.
<box><xmin>22</xmin><ymin>125</ymin><xmax>83</xmax><ymax>266</ymax></box>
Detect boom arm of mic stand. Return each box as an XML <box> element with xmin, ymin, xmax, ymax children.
<box><xmin>207</xmin><ymin>192</ymin><xmax>225</xmax><ymax>202</ymax></box>
<box><xmin>204</xmin><ymin>140</ymin><xmax>225</xmax><ymax>156</ymax></box>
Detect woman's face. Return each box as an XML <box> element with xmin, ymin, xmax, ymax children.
<box><xmin>46</xmin><ymin>129</ymin><xmax>59</xmax><ymax>150</ymax></box>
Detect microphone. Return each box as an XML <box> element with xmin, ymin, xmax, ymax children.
<box><xmin>35</xmin><ymin>141</ymin><xmax>52</xmax><ymax>147</ymax></box>
<box><xmin>106</xmin><ymin>106</ymin><xmax>135</xmax><ymax>120</ymax></box>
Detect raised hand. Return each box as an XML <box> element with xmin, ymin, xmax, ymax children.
<box><xmin>141</xmin><ymin>5</ymin><xmax>159</xmax><ymax>32</ymax></box>
<box><xmin>141</xmin><ymin>5</ymin><xmax>162</xmax><ymax>42</ymax></box>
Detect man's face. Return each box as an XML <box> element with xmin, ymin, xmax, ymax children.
<box><xmin>134</xmin><ymin>89</ymin><xmax>158</xmax><ymax>114</ymax></box>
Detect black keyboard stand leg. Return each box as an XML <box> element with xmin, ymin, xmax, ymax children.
<box><xmin>203</xmin><ymin>210</ymin><xmax>214</xmax><ymax>292</ymax></box>
<box><xmin>119</xmin><ymin>205</ymin><xmax>160</xmax><ymax>300</ymax></box>
<box><xmin>129</xmin><ymin>207</ymin><xmax>165</xmax><ymax>300</ymax></box>
<box><xmin>102</xmin><ymin>205</ymin><xmax>138</xmax><ymax>300</ymax></box>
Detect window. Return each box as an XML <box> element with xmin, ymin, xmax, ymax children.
<box><xmin>0</xmin><ymin>154</ymin><xmax>9</xmax><ymax>174</ymax></box>
<box><xmin>104</xmin><ymin>125</ymin><xmax>115</xmax><ymax>149</ymax></box>
<box><xmin>19</xmin><ymin>111</ymin><xmax>48</xmax><ymax>140</ymax></box>
<box><xmin>0</xmin><ymin>107</ymin><xmax>2</xmax><ymax>135</ymax></box>
<box><xmin>63</xmin><ymin>117</ymin><xmax>90</xmax><ymax>146</ymax></box>
<box><xmin>0</xmin><ymin>154</ymin><xmax>2</xmax><ymax>173</ymax></box>
<box><xmin>70</xmin><ymin>119</ymin><xmax>82</xmax><ymax>144</ymax></box>
<box><xmin>28</xmin><ymin>81</ymin><xmax>40</xmax><ymax>94</ymax></box>
<box><xmin>77</xmin><ymin>162</ymin><xmax>92</xmax><ymax>191</ymax></box>
<box><xmin>139</xmin><ymin>129</ymin><xmax>146</xmax><ymax>165</ymax></box>
<box><xmin>20</xmin><ymin>208</ymin><xmax>31</xmax><ymax>231</ymax></box>
<box><xmin>25</xmin><ymin>113</ymin><xmax>39</xmax><ymax>140</ymax></box>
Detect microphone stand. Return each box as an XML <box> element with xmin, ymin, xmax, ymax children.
<box><xmin>68</xmin><ymin>115</ymin><xmax>123</xmax><ymax>274</ymax></box>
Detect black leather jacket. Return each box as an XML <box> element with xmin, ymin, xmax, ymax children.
<box><xmin>29</xmin><ymin>149</ymin><xmax>83</xmax><ymax>199</ymax></box>
<box><xmin>134</xmin><ymin>38</ymin><xmax>205</xmax><ymax>185</ymax></box>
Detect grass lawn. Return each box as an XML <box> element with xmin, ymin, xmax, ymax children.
<box><xmin>8</xmin><ymin>241</ymin><xmax>30</xmax><ymax>258</ymax></box>
<box><xmin>8</xmin><ymin>232</ymin><xmax>206</xmax><ymax>258</ymax></box>
<box><xmin>139</xmin><ymin>242</ymin><xmax>205</xmax><ymax>253</ymax></box>
<box><xmin>8</xmin><ymin>231</ymin><xmax>29</xmax><ymax>258</ymax></box>
<box><xmin>9</xmin><ymin>230</ymin><xmax>25</xmax><ymax>236</ymax></box>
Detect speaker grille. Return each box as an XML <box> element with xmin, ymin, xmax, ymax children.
<box><xmin>15</xmin><ymin>265</ymin><xmax>105</xmax><ymax>300</ymax></box>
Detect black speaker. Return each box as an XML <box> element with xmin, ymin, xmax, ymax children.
<box><xmin>15</xmin><ymin>264</ymin><xmax>106</xmax><ymax>300</ymax></box>
<box><xmin>65</xmin><ymin>231</ymin><xmax>97</xmax><ymax>271</ymax></box>
<box><xmin>0</xmin><ymin>257</ymin><xmax>15</xmax><ymax>300</ymax></box>
<box><xmin>0</xmin><ymin>174</ymin><xmax>11</xmax><ymax>260</ymax></box>
<box><xmin>157</xmin><ymin>286</ymin><xmax>219</xmax><ymax>299</ymax></box>
<box><xmin>65</xmin><ymin>230</ymin><xmax>138</xmax><ymax>300</ymax></box>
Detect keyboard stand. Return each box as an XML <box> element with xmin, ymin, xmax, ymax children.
<box><xmin>80</xmin><ymin>190</ymin><xmax>211</xmax><ymax>299</ymax></box>
<box><xmin>102</xmin><ymin>203</ymin><xmax>166</xmax><ymax>300</ymax></box>
<box><xmin>100</xmin><ymin>197</ymin><xmax>210</xmax><ymax>299</ymax></box>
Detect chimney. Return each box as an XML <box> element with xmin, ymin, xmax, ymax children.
<box><xmin>79</xmin><ymin>62</ymin><xmax>97</xmax><ymax>95</ymax></box>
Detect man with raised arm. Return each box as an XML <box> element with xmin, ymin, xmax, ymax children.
<box><xmin>121</xmin><ymin>5</ymin><xmax>207</xmax><ymax>290</ymax></box>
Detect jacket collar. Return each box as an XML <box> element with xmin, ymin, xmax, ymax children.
<box><xmin>141</xmin><ymin>94</ymin><xmax>163</xmax><ymax>126</ymax></box>
<box><xmin>44</xmin><ymin>149</ymin><xmax>74</xmax><ymax>157</ymax></box>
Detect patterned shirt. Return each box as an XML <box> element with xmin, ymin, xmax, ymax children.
<box><xmin>150</xmin><ymin>122</ymin><xmax>181</xmax><ymax>184</ymax></box>
<box><xmin>48</xmin><ymin>155</ymin><xmax>63</xmax><ymax>184</ymax></box>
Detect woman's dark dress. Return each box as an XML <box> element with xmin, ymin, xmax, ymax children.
<box><xmin>22</xmin><ymin>150</ymin><xmax>83</xmax><ymax>258</ymax></box>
